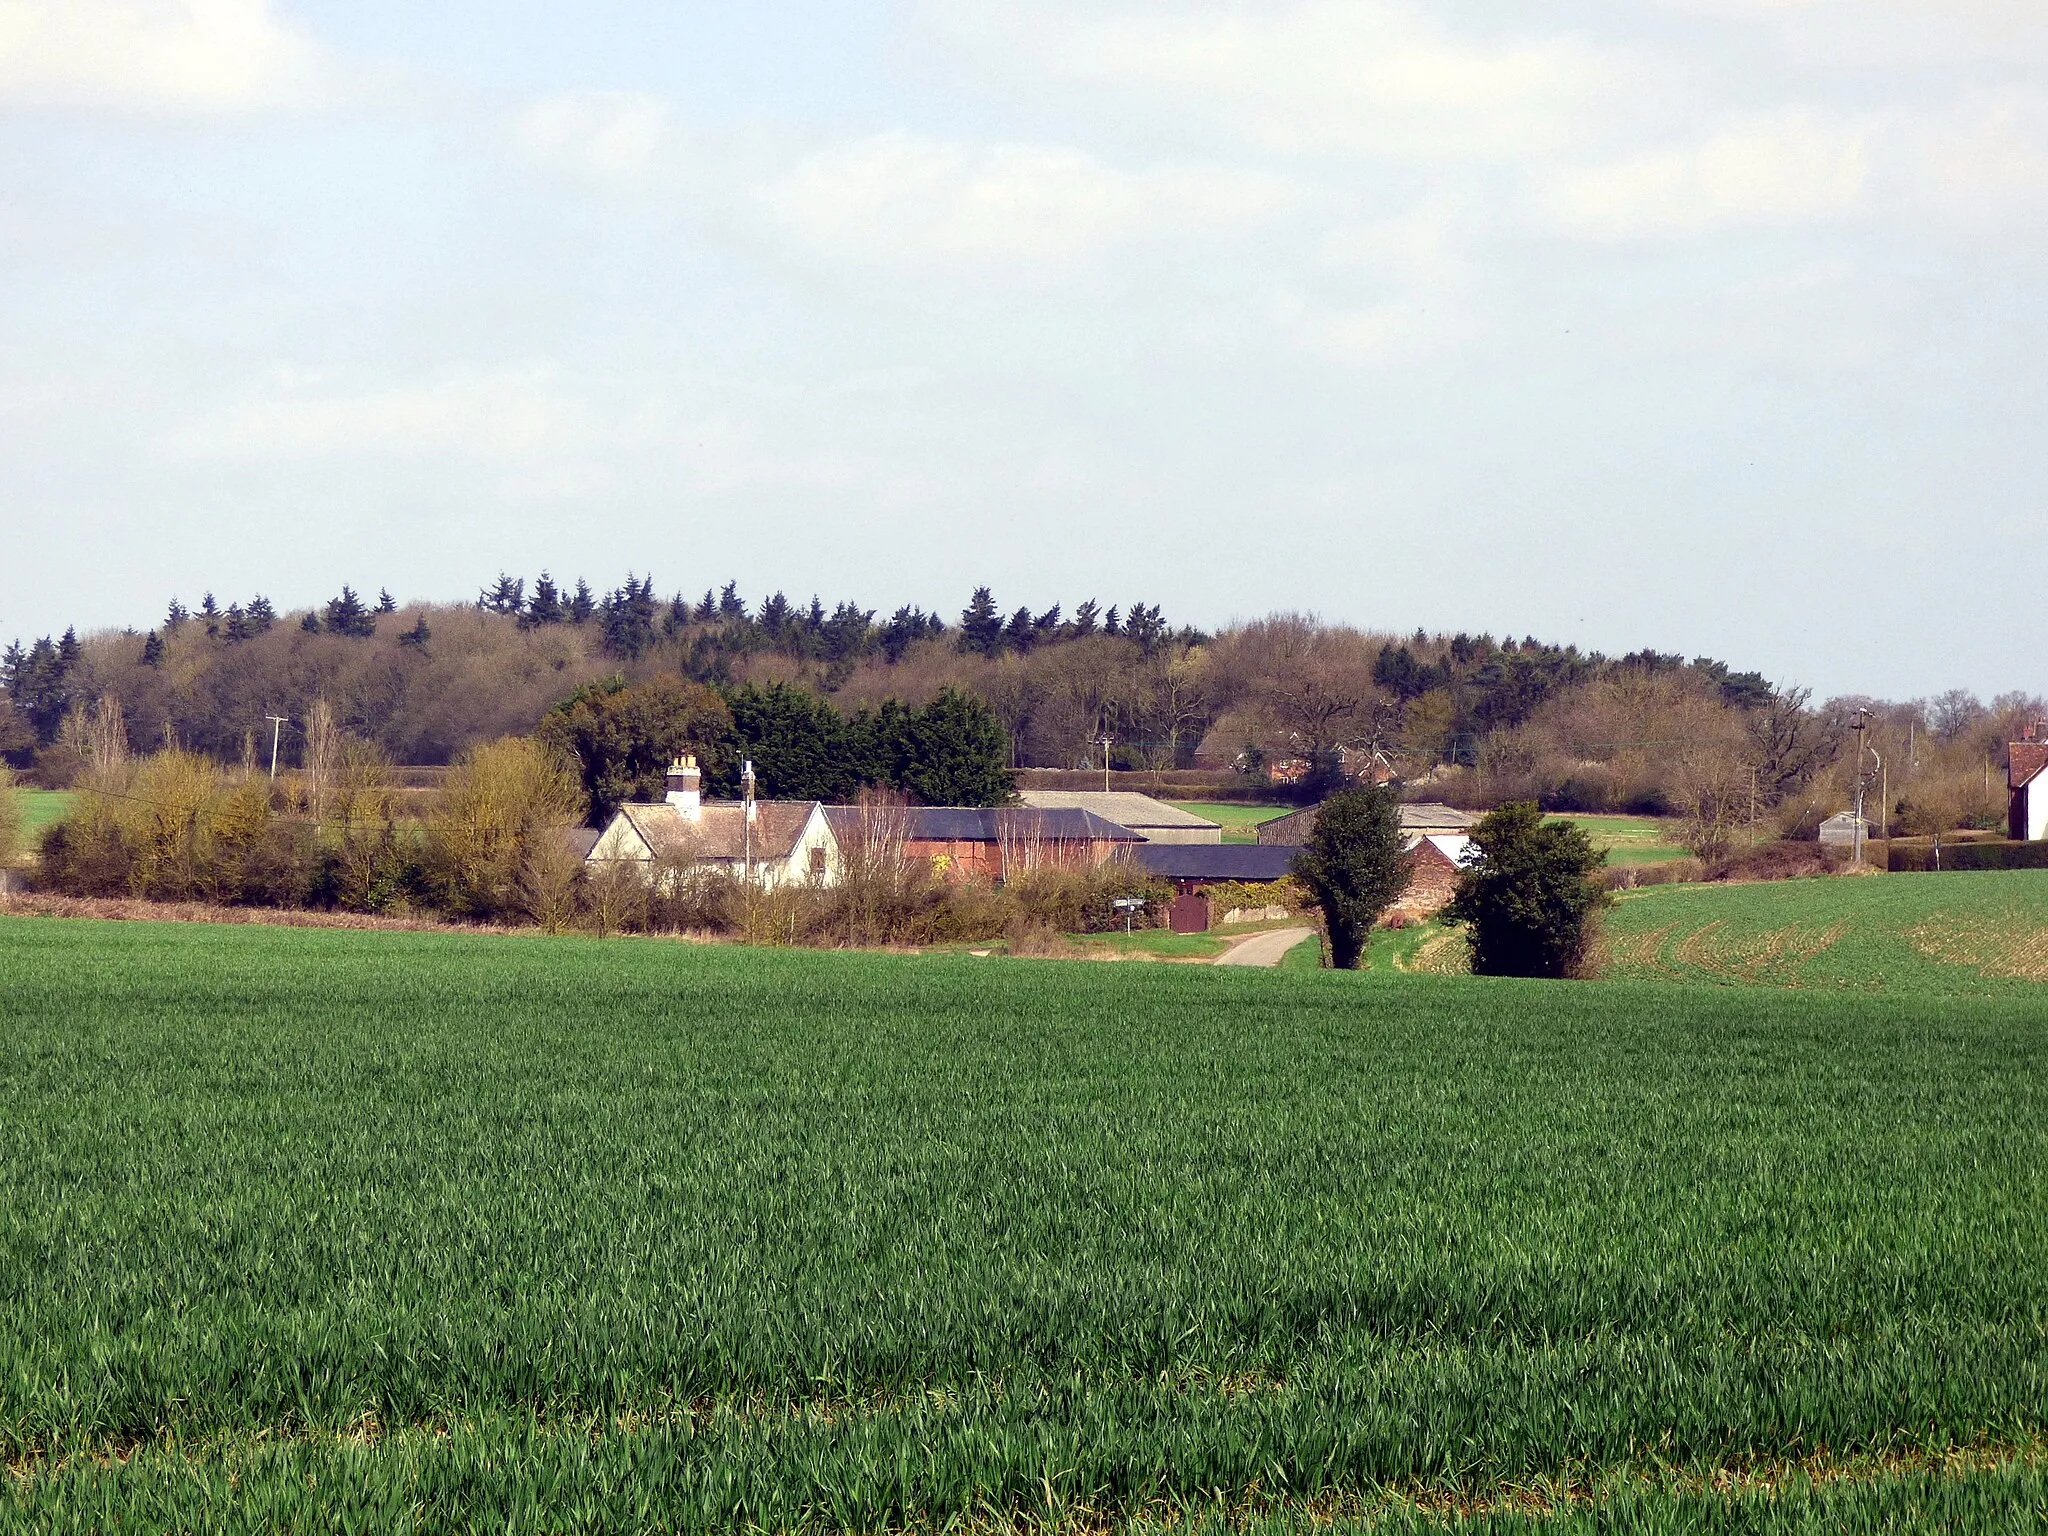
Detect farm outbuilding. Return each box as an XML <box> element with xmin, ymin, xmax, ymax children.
<box><xmin>1818</xmin><ymin>813</ymin><xmax>1874</xmax><ymax>850</ymax></box>
<box><xmin>824</xmin><ymin>805</ymin><xmax>1143</xmax><ymax>883</ymax></box>
<box><xmin>1257</xmin><ymin>802</ymin><xmax>1477</xmax><ymax>846</ymax></box>
<box><xmin>1015</xmin><ymin>791</ymin><xmax>1222</xmax><ymax>844</ymax></box>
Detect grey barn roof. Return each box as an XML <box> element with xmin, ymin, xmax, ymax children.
<box><xmin>1135</xmin><ymin>844</ymin><xmax>1299</xmax><ymax>882</ymax></box>
<box><xmin>825</xmin><ymin>806</ymin><xmax>1144</xmax><ymax>844</ymax></box>
<box><xmin>1014</xmin><ymin>791</ymin><xmax>1221</xmax><ymax>830</ymax></box>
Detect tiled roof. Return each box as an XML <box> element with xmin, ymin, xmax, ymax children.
<box><xmin>2011</xmin><ymin>743</ymin><xmax>2048</xmax><ymax>792</ymax></box>
<box><xmin>1257</xmin><ymin>801</ymin><xmax>1476</xmax><ymax>845</ymax></box>
<box><xmin>1015</xmin><ymin>791</ymin><xmax>1221</xmax><ymax>830</ymax></box>
<box><xmin>615</xmin><ymin>801</ymin><xmax>816</xmax><ymax>862</ymax></box>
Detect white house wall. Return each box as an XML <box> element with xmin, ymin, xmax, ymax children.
<box><xmin>2029</xmin><ymin>783</ymin><xmax>2048</xmax><ymax>841</ymax></box>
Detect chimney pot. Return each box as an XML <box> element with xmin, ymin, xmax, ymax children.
<box><xmin>666</xmin><ymin>754</ymin><xmax>702</xmax><ymax>818</ymax></box>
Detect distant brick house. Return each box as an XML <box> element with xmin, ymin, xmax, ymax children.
<box><xmin>825</xmin><ymin>805</ymin><xmax>1142</xmax><ymax>883</ymax></box>
<box><xmin>2011</xmin><ymin>729</ymin><xmax>2048</xmax><ymax>841</ymax></box>
<box><xmin>1134</xmin><ymin>833</ymin><xmax>1470</xmax><ymax>929</ymax></box>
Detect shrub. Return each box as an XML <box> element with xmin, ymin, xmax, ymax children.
<box><xmin>426</xmin><ymin>737</ymin><xmax>586</xmax><ymax>919</ymax></box>
<box><xmin>1443</xmin><ymin>801</ymin><xmax>1611</xmax><ymax>979</ymax></box>
<box><xmin>0</xmin><ymin>764</ymin><xmax>19</xmax><ymax>868</ymax></box>
<box><xmin>1706</xmin><ymin>842</ymin><xmax>1842</xmax><ymax>883</ymax></box>
<box><xmin>1887</xmin><ymin>839</ymin><xmax>2048</xmax><ymax>873</ymax></box>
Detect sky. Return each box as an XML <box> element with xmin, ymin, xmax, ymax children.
<box><xmin>1</xmin><ymin>0</ymin><xmax>2044</xmax><ymax>700</ymax></box>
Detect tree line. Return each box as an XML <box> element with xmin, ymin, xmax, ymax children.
<box><xmin>9</xmin><ymin>571</ymin><xmax>2038</xmax><ymax>841</ymax></box>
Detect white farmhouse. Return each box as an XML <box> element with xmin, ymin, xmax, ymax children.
<box><xmin>588</xmin><ymin>756</ymin><xmax>842</xmax><ymax>887</ymax></box>
<box><xmin>2010</xmin><ymin>731</ymin><xmax>2048</xmax><ymax>841</ymax></box>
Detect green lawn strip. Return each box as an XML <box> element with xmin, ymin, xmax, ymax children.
<box><xmin>15</xmin><ymin>790</ymin><xmax>76</xmax><ymax>837</ymax></box>
<box><xmin>1600</xmin><ymin>867</ymin><xmax>2048</xmax><ymax>993</ymax></box>
<box><xmin>4</xmin><ymin>916</ymin><xmax>2046</xmax><ymax>1529</ymax></box>
<box><xmin>1545</xmin><ymin>813</ymin><xmax>1693</xmax><ymax>866</ymax></box>
<box><xmin>1064</xmin><ymin>927</ymin><xmax>1231</xmax><ymax>960</ymax></box>
<box><xmin>1167</xmin><ymin>802</ymin><xmax>1291</xmax><ymax>845</ymax></box>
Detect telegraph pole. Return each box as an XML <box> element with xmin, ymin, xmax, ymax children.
<box><xmin>1850</xmin><ymin>708</ymin><xmax>1873</xmax><ymax>865</ymax></box>
<box><xmin>264</xmin><ymin>715</ymin><xmax>290</xmax><ymax>780</ymax></box>
<box><xmin>1095</xmin><ymin>732</ymin><xmax>1113</xmax><ymax>794</ymax></box>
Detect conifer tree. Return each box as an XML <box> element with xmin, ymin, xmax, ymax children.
<box><xmin>140</xmin><ymin>632</ymin><xmax>165</xmax><ymax>667</ymax></box>
<box><xmin>568</xmin><ymin>579</ymin><xmax>595</xmax><ymax>624</ymax></box>
<box><xmin>958</xmin><ymin>587</ymin><xmax>1003</xmax><ymax>655</ymax></box>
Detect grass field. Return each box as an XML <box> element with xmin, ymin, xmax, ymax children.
<box><xmin>13</xmin><ymin>789</ymin><xmax>74</xmax><ymax>838</ymax></box>
<box><xmin>1545</xmin><ymin>813</ymin><xmax>1692</xmax><ymax>865</ymax></box>
<box><xmin>1600</xmin><ymin>867</ymin><xmax>2048</xmax><ymax>993</ymax></box>
<box><xmin>4</xmin><ymin>915</ymin><xmax>2046</xmax><ymax>1530</ymax></box>
<box><xmin>1166</xmin><ymin>802</ymin><xmax>1290</xmax><ymax>844</ymax></box>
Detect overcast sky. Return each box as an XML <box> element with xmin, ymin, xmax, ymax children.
<box><xmin>1</xmin><ymin>0</ymin><xmax>2044</xmax><ymax>699</ymax></box>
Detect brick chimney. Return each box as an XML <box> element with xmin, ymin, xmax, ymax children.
<box><xmin>666</xmin><ymin>755</ymin><xmax>702</xmax><ymax>819</ymax></box>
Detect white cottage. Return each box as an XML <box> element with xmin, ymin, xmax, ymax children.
<box><xmin>2010</xmin><ymin>733</ymin><xmax>2048</xmax><ymax>841</ymax></box>
<box><xmin>588</xmin><ymin>756</ymin><xmax>842</xmax><ymax>887</ymax></box>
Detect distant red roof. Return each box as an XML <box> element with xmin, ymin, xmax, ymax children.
<box><xmin>2011</xmin><ymin>742</ymin><xmax>2048</xmax><ymax>792</ymax></box>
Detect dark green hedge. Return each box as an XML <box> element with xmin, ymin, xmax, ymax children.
<box><xmin>1888</xmin><ymin>839</ymin><xmax>2048</xmax><ymax>872</ymax></box>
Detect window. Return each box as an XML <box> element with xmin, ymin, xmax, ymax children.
<box><xmin>809</xmin><ymin>846</ymin><xmax>827</xmax><ymax>877</ymax></box>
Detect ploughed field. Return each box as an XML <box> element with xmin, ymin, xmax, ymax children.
<box><xmin>3</xmin><ymin>918</ymin><xmax>2047</xmax><ymax>1531</ymax></box>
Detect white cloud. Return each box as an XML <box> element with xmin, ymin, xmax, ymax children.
<box><xmin>921</xmin><ymin>0</ymin><xmax>1628</xmax><ymax>161</ymax></box>
<box><xmin>0</xmin><ymin>0</ymin><xmax>320</xmax><ymax>112</ymax></box>
<box><xmin>514</xmin><ymin>91</ymin><xmax>679</xmax><ymax>188</ymax></box>
<box><xmin>160</xmin><ymin>366</ymin><xmax>598</xmax><ymax>462</ymax></box>
<box><xmin>755</xmin><ymin>129</ymin><xmax>1303</xmax><ymax>272</ymax></box>
<box><xmin>1544</xmin><ymin>113</ymin><xmax>1867</xmax><ymax>236</ymax></box>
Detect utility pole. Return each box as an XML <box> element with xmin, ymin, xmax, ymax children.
<box><xmin>1095</xmin><ymin>732</ymin><xmax>1113</xmax><ymax>794</ymax></box>
<box><xmin>741</xmin><ymin>759</ymin><xmax>756</xmax><ymax>881</ymax></box>
<box><xmin>1850</xmin><ymin>708</ymin><xmax>1872</xmax><ymax>866</ymax></box>
<box><xmin>264</xmin><ymin>715</ymin><xmax>289</xmax><ymax>780</ymax></box>
<box><xmin>1748</xmin><ymin>765</ymin><xmax>1758</xmax><ymax>850</ymax></box>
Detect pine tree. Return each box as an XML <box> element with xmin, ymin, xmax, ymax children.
<box><xmin>247</xmin><ymin>596</ymin><xmax>275</xmax><ymax>633</ymax></box>
<box><xmin>398</xmin><ymin>615</ymin><xmax>432</xmax><ymax>649</ymax></box>
<box><xmin>717</xmin><ymin>582</ymin><xmax>745</xmax><ymax>621</ymax></box>
<box><xmin>165</xmin><ymin>598</ymin><xmax>189</xmax><ymax>631</ymax></box>
<box><xmin>223</xmin><ymin>605</ymin><xmax>251</xmax><ymax>642</ymax></box>
<box><xmin>693</xmin><ymin>589</ymin><xmax>717</xmax><ymax>623</ymax></box>
<box><xmin>376</xmin><ymin>589</ymin><xmax>397</xmax><ymax>614</ymax></box>
<box><xmin>323</xmin><ymin>587</ymin><xmax>375</xmax><ymax>638</ymax></box>
<box><xmin>523</xmin><ymin>573</ymin><xmax>564</xmax><ymax>627</ymax></box>
<box><xmin>1070</xmin><ymin>600</ymin><xmax>1100</xmax><ymax>638</ymax></box>
<box><xmin>1103</xmin><ymin>606</ymin><xmax>1121</xmax><ymax>637</ymax></box>
<box><xmin>301</xmin><ymin>612</ymin><xmax>322</xmax><ymax>634</ymax></box>
<box><xmin>480</xmin><ymin>575</ymin><xmax>525</xmax><ymax>614</ymax></box>
<box><xmin>140</xmin><ymin>632</ymin><xmax>165</xmax><ymax>667</ymax></box>
<box><xmin>958</xmin><ymin>587</ymin><xmax>1002</xmax><ymax>655</ymax></box>
<box><xmin>58</xmin><ymin>628</ymin><xmax>79</xmax><ymax>666</ymax></box>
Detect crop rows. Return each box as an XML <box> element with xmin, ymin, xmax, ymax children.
<box><xmin>3</xmin><ymin>916</ymin><xmax>2047</xmax><ymax>1529</ymax></box>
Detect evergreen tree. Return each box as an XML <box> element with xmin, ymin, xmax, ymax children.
<box><xmin>1123</xmin><ymin>601</ymin><xmax>1167</xmax><ymax>657</ymax></box>
<box><xmin>1441</xmin><ymin>802</ymin><xmax>1611</xmax><ymax>979</ymax></box>
<box><xmin>1291</xmin><ymin>786</ymin><xmax>1410</xmax><ymax>970</ymax></box>
<box><xmin>693</xmin><ymin>589</ymin><xmax>717</xmax><ymax>623</ymax></box>
<box><xmin>1003</xmin><ymin>606</ymin><xmax>1036</xmax><ymax>653</ymax></box>
<box><xmin>717</xmin><ymin>582</ymin><xmax>746</xmax><ymax>621</ymax></box>
<box><xmin>57</xmin><ymin>628</ymin><xmax>79</xmax><ymax>667</ymax></box>
<box><xmin>199</xmin><ymin>594</ymin><xmax>221</xmax><ymax>636</ymax></box>
<box><xmin>223</xmin><ymin>605</ymin><xmax>251</xmax><ymax>642</ymax></box>
<box><xmin>523</xmin><ymin>573</ymin><xmax>565</xmax><ymax>627</ymax></box>
<box><xmin>958</xmin><ymin>587</ymin><xmax>1003</xmax><ymax>655</ymax></box>
<box><xmin>1103</xmin><ymin>606</ymin><xmax>1121</xmax><ymax>637</ymax></box>
<box><xmin>880</xmin><ymin>605</ymin><xmax>925</xmax><ymax>664</ymax></box>
<box><xmin>894</xmin><ymin>688</ymin><xmax>1012</xmax><ymax>806</ymax></box>
<box><xmin>480</xmin><ymin>574</ymin><xmax>525</xmax><ymax>614</ymax></box>
<box><xmin>301</xmin><ymin>611</ymin><xmax>322</xmax><ymax>634</ymax></box>
<box><xmin>376</xmin><ymin>589</ymin><xmax>398</xmax><ymax>614</ymax></box>
<box><xmin>599</xmin><ymin>575</ymin><xmax>659</xmax><ymax>660</ymax></box>
<box><xmin>247</xmin><ymin>596</ymin><xmax>275</xmax><ymax>633</ymax></box>
<box><xmin>568</xmin><ymin>579</ymin><xmax>595</xmax><ymax>624</ymax></box>
<box><xmin>165</xmin><ymin>598</ymin><xmax>189</xmax><ymax>631</ymax></box>
<box><xmin>322</xmin><ymin>587</ymin><xmax>376</xmax><ymax>638</ymax></box>
<box><xmin>538</xmin><ymin>676</ymin><xmax>735</xmax><ymax>823</ymax></box>
<box><xmin>1070</xmin><ymin>599</ymin><xmax>1100</xmax><ymax>638</ymax></box>
<box><xmin>140</xmin><ymin>632</ymin><xmax>165</xmax><ymax>667</ymax></box>
<box><xmin>398</xmin><ymin>615</ymin><xmax>432</xmax><ymax>649</ymax></box>
<box><xmin>723</xmin><ymin>681</ymin><xmax>854</xmax><ymax>802</ymax></box>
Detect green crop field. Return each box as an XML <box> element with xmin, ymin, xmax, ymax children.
<box><xmin>1601</xmin><ymin>867</ymin><xmax>2048</xmax><ymax>993</ymax></box>
<box><xmin>1167</xmin><ymin>802</ymin><xmax>1290</xmax><ymax>844</ymax></box>
<box><xmin>1545</xmin><ymin>813</ymin><xmax>1692</xmax><ymax>866</ymax></box>
<box><xmin>4</xmin><ymin>916</ymin><xmax>2047</xmax><ymax>1530</ymax></box>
